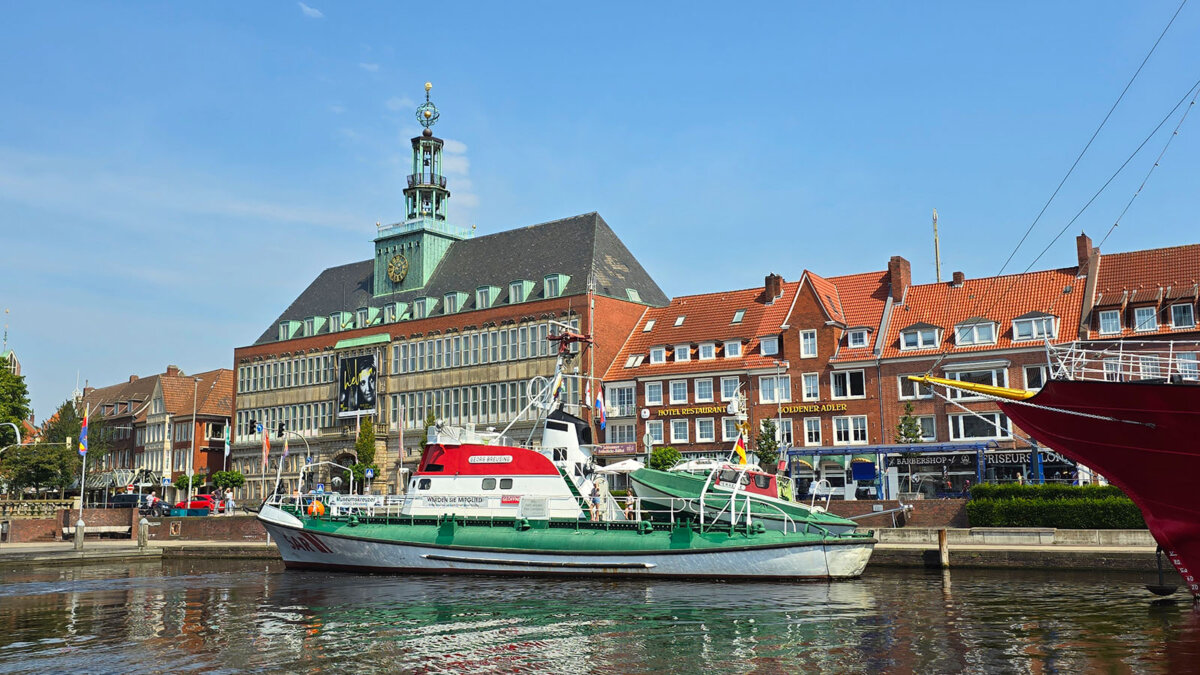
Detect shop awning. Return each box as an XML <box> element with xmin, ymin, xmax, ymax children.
<box><xmin>791</xmin><ymin>457</ymin><xmax>813</xmax><ymax>470</ymax></box>
<box><xmin>819</xmin><ymin>454</ymin><xmax>847</xmax><ymax>469</ymax></box>
<box><xmin>851</xmin><ymin>453</ymin><xmax>875</xmax><ymax>464</ymax></box>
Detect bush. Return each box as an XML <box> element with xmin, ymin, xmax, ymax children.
<box><xmin>966</xmin><ymin>496</ymin><xmax>1144</xmax><ymax>529</ymax></box>
<box><xmin>648</xmin><ymin>446</ymin><xmax>681</xmax><ymax>471</ymax></box>
<box><xmin>968</xmin><ymin>483</ymin><xmax>1126</xmax><ymax>501</ymax></box>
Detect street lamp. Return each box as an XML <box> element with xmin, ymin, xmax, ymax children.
<box><xmin>0</xmin><ymin>422</ymin><xmax>21</xmax><ymax>448</ymax></box>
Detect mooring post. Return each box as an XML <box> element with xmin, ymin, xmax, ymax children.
<box><xmin>938</xmin><ymin>527</ymin><xmax>950</xmax><ymax>568</ymax></box>
<box><xmin>74</xmin><ymin>518</ymin><xmax>85</xmax><ymax>551</ymax></box>
<box><xmin>138</xmin><ymin>518</ymin><xmax>149</xmax><ymax>548</ymax></box>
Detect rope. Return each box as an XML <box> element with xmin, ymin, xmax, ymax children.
<box><xmin>931</xmin><ymin>384</ymin><xmax>1153</xmax><ymax>429</ymax></box>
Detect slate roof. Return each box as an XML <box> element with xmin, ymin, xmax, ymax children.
<box><xmin>1086</xmin><ymin>243</ymin><xmax>1200</xmax><ymax>339</ymax></box>
<box><xmin>880</xmin><ymin>267</ymin><xmax>1085</xmax><ymax>359</ymax></box>
<box><xmin>83</xmin><ymin>377</ymin><xmax>158</xmax><ymax>421</ymax></box>
<box><xmin>604</xmin><ymin>280</ymin><xmax>800</xmax><ymax>379</ymax></box>
<box><xmin>256</xmin><ymin>212</ymin><xmax>668</xmax><ymax>344</ymax></box>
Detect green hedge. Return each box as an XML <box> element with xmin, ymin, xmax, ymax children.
<box><xmin>966</xmin><ymin>496</ymin><xmax>1144</xmax><ymax>529</ymax></box>
<box><xmin>968</xmin><ymin>483</ymin><xmax>1126</xmax><ymax>501</ymax></box>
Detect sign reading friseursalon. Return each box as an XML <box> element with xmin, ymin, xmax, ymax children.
<box><xmin>338</xmin><ymin>355</ymin><xmax>377</xmax><ymax>418</ymax></box>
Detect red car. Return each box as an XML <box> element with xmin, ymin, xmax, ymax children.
<box><xmin>174</xmin><ymin>494</ymin><xmax>225</xmax><ymax>513</ymax></box>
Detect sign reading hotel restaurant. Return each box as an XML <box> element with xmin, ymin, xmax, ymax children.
<box><xmin>655</xmin><ymin>402</ymin><xmax>850</xmax><ymax>417</ymax></box>
<box><xmin>656</xmin><ymin>406</ymin><xmax>726</xmax><ymax>417</ymax></box>
<box><xmin>467</xmin><ymin>455</ymin><xmax>513</xmax><ymax>464</ymax></box>
<box><xmin>337</xmin><ymin>354</ymin><xmax>378</xmax><ymax>418</ymax></box>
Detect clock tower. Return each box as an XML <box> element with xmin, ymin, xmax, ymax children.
<box><xmin>373</xmin><ymin>82</ymin><xmax>472</xmax><ymax>296</ymax></box>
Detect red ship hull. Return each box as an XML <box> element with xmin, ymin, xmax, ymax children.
<box><xmin>997</xmin><ymin>379</ymin><xmax>1200</xmax><ymax>596</ymax></box>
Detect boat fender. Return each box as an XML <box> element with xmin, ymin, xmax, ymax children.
<box><xmin>348</xmin><ymin>516</ymin><xmax>359</xmax><ymax>527</ymax></box>
<box><xmin>637</xmin><ymin>520</ymin><xmax>654</xmax><ymax>535</ymax></box>
<box><xmin>514</xmin><ymin>518</ymin><xmax>532</xmax><ymax>531</ymax></box>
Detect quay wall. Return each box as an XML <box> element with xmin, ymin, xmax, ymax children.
<box><xmin>144</xmin><ymin>515</ymin><xmax>268</xmax><ymax>542</ymax></box>
<box><xmin>822</xmin><ymin>499</ymin><xmax>969</xmax><ymax>529</ymax></box>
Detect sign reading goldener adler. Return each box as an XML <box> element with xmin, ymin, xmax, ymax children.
<box><xmin>337</xmin><ymin>355</ymin><xmax>377</xmax><ymax>418</ymax></box>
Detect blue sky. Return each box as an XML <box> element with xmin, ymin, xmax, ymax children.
<box><xmin>3</xmin><ymin>2</ymin><xmax>1198</xmax><ymax>419</ymax></box>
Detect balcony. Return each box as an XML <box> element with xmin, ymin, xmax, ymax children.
<box><xmin>608</xmin><ymin>404</ymin><xmax>637</xmax><ymax>418</ymax></box>
<box><xmin>407</xmin><ymin>173</ymin><xmax>447</xmax><ymax>188</ymax></box>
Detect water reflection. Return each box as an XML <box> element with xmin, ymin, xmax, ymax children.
<box><xmin>0</xmin><ymin>561</ymin><xmax>1197</xmax><ymax>674</ymax></box>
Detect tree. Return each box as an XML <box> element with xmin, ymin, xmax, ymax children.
<box><xmin>648</xmin><ymin>446</ymin><xmax>681</xmax><ymax>471</ymax></box>
<box><xmin>173</xmin><ymin>474</ymin><xmax>203</xmax><ymax>491</ymax></box>
<box><xmin>1</xmin><ymin>442</ymin><xmax>75</xmax><ymax>497</ymax></box>
<box><xmin>0</xmin><ymin>369</ymin><xmax>31</xmax><ymax>447</ymax></box>
<box><xmin>895</xmin><ymin>402</ymin><xmax>925</xmax><ymax>444</ymax></box>
<box><xmin>355</xmin><ymin>418</ymin><xmax>376</xmax><ymax>466</ymax></box>
<box><xmin>755</xmin><ymin>419</ymin><xmax>780</xmax><ymax>470</ymax></box>
<box><xmin>210</xmin><ymin>470</ymin><xmax>245</xmax><ymax>490</ymax></box>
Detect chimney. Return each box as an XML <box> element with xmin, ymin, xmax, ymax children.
<box><xmin>129</xmin><ymin>374</ymin><xmax>139</xmax><ymax>383</ymax></box>
<box><xmin>763</xmin><ymin>273</ymin><xmax>784</xmax><ymax>301</ymax></box>
<box><xmin>1076</xmin><ymin>232</ymin><xmax>1094</xmax><ymax>267</ymax></box>
<box><xmin>952</xmin><ymin>271</ymin><xmax>965</xmax><ymax>287</ymax></box>
<box><xmin>165</xmin><ymin>365</ymin><xmax>181</xmax><ymax>377</ymax></box>
<box><xmin>887</xmin><ymin>256</ymin><xmax>911</xmax><ymax>302</ymax></box>
<box><xmin>83</xmin><ymin>386</ymin><xmax>95</xmax><ymax>397</ymax></box>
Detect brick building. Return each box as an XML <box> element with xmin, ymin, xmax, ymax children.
<box><xmin>231</xmin><ymin>88</ymin><xmax>666</xmax><ymax>499</ymax></box>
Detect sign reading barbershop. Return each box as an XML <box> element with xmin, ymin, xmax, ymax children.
<box><xmin>885</xmin><ymin>454</ymin><xmax>976</xmax><ymax>468</ymax></box>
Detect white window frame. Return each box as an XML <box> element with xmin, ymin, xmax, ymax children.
<box><xmin>801</xmin><ymin>373</ymin><xmax>819</xmax><ymax>401</ymax></box>
<box><xmin>696</xmin><ymin>418</ymin><xmax>715</xmax><ymax>443</ymax></box>
<box><xmin>803</xmin><ymin>417</ymin><xmax>821</xmax><ymax>446</ymax></box>
<box><xmin>720</xmin><ymin>377</ymin><xmax>740</xmax><ymax>402</ymax></box>
<box><xmin>1098</xmin><ymin>309</ymin><xmax>1121</xmax><ymax>335</ymax></box>
<box><xmin>698</xmin><ymin>343</ymin><xmax>716</xmax><ymax>360</ymax></box>
<box><xmin>758</xmin><ymin>375</ymin><xmax>792</xmax><ymax>403</ymax></box>
<box><xmin>1012</xmin><ymin>316</ymin><xmax>1057</xmax><ymax>341</ymax></box>
<box><xmin>646</xmin><ymin>420</ymin><xmax>663</xmax><ymax>445</ymax></box>
<box><xmin>954</xmin><ymin>322</ymin><xmax>996</xmax><ymax>346</ymax></box>
<box><xmin>847</xmin><ymin>330</ymin><xmax>868</xmax><ymax>349</ymax></box>
<box><xmin>900</xmin><ymin>327</ymin><xmax>939</xmax><ymax>350</ymax></box>
<box><xmin>948</xmin><ymin>412</ymin><xmax>1011</xmax><ymax>440</ymax></box>
<box><xmin>721</xmin><ymin>417</ymin><xmax>740</xmax><ymax>442</ymax></box>
<box><xmin>917</xmin><ymin>415</ymin><xmax>936</xmax><ymax>442</ymax></box>
<box><xmin>649</xmin><ymin>347</ymin><xmax>665</xmax><ymax>364</ymax></box>
<box><xmin>724</xmin><ymin>341</ymin><xmax>742</xmax><ymax>358</ymax></box>
<box><xmin>800</xmin><ymin>330</ymin><xmax>817</xmax><ymax>358</ymax></box>
<box><xmin>760</xmin><ymin>336</ymin><xmax>779</xmax><ymax>356</ymax></box>
<box><xmin>1171</xmin><ymin>303</ymin><xmax>1195</xmax><ymax>329</ymax></box>
<box><xmin>831</xmin><ymin>369</ymin><xmax>866</xmax><ymax>400</ymax></box>
<box><xmin>832</xmin><ymin>415</ymin><xmax>868</xmax><ymax>445</ymax></box>
<box><xmin>509</xmin><ymin>282</ymin><xmax>525</xmax><ymax>303</ymax></box>
<box><xmin>674</xmin><ymin>344</ymin><xmax>691</xmax><ymax>362</ymax></box>
<box><xmin>476</xmin><ymin>288</ymin><xmax>491</xmax><ymax>309</ymax></box>
<box><xmin>898</xmin><ymin>374</ymin><xmax>933</xmax><ymax>400</ymax></box>
<box><xmin>1133</xmin><ymin>306</ymin><xmax>1158</xmax><ymax>332</ymax></box>
<box><xmin>670</xmin><ymin>418</ymin><xmax>689</xmax><ymax>444</ymax></box>
<box><xmin>1177</xmin><ymin>352</ymin><xmax>1199</xmax><ymax>381</ymax></box>
<box><xmin>669</xmin><ymin>380</ymin><xmax>688</xmax><ymax>405</ymax></box>
<box><xmin>948</xmin><ymin>368</ymin><xmax>1008</xmax><ymax>400</ymax></box>
<box><xmin>645</xmin><ymin>381</ymin><xmax>663</xmax><ymax>406</ymax></box>
<box><xmin>694</xmin><ymin>379</ymin><xmax>714</xmax><ymax>403</ymax></box>
<box><xmin>1023</xmin><ymin>364</ymin><xmax>1049</xmax><ymax>390</ymax></box>
<box><xmin>674</xmin><ymin>315</ymin><xmax>685</xmax><ymax>327</ymax></box>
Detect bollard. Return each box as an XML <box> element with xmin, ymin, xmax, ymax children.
<box><xmin>74</xmin><ymin>518</ymin><xmax>85</xmax><ymax>551</ymax></box>
<box><xmin>138</xmin><ymin>518</ymin><xmax>149</xmax><ymax>548</ymax></box>
<box><xmin>938</xmin><ymin>527</ymin><xmax>950</xmax><ymax>568</ymax></box>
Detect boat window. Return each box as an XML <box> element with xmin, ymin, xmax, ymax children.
<box><xmin>482</xmin><ymin>478</ymin><xmax>496</xmax><ymax>490</ymax></box>
<box><xmin>417</xmin><ymin>479</ymin><xmax>431</xmax><ymax>490</ymax></box>
<box><xmin>740</xmin><ymin>473</ymin><xmax>751</xmax><ymax>485</ymax></box>
<box><xmin>553</xmin><ymin>448</ymin><xmax>568</xmax><ymax>462</ymax></box>
<box><xmin>500</xmin><ymin>478</ymin><xmax>513</xmax><ymax>489</ymax></box>
<box><xmin>719</xmin><ymin>470</ymin><xmax>737</xmax><ymax>483</ymax></box>
<box><xmin>547</xmin><ymin>421</ymin><xmax>571</xmax><ymax>432</ymax></box>
<box><xmin>424</xmin><ymin>463</ymin><xmax>444</xmax><ymax>472</ymax></box>
<box><xmin>753</xmin><ymin>474</ymin><xmax>772</xmax><ymax>490</ymax></box>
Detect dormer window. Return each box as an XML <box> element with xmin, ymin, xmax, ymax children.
<box><xmin>1171</xmin><ymin>303</ymin><xmax>1195</xmax><ymax>329</ymax></box>
<box><xmin>955</xmin><ymin>321</ymin><xmax>996</xmax><ymax>346</ymax></box>
<box><xmin>444</xmin><ymin>293</ymin><xmax>459</xmax><ymax>314</ymax></box>
<box><xmin>649</xmin><ymin>347</ymin><xmax>665</xmax><ymax>364</ymax></box>
<box><xmin>847</xmin><ymin>329</ymin><xmax>869</xmax><ymax>348</ymax></box>
<box><xmin>414</xmin><ymin>298</ymin><xmax>430</xmax><ymax>319</ymax></box>
<box><xmin>278</xmin><ymin>323</ymin><xmax>289</xmax><ymax>341</ymax></box>
<box><xmin>698</xmin><ymin>343</ymin><xmax>716</xmax><ymax>360</ymax></box>
<box><xmin>1098</xmin><ymin>309</ymin><xmax>1121</xmax><ymax>335</ymax></box>
<box><xmin>476</xmin><ymin>287</ymin><xmax>492</xmax><ymax>309</ymax></box>
<box><xmin>724</xmin><ymin>340</ymin><xmax>742</xmax><ymax>358</ymax></box>
<box><xmin>731</xmin><ymin>309</ymin><xmax>745</xmax><ymax>324</ymax></box>
<box><xmin>543</xmin><ymin>274</ymin><xmax>569</xmax><ymax>298</ymax></box>
<box><xmin>643</xmin><ymin>319</ymin><xmax>656</xmax><ymax>332</ymax></box>
<box><xmin>900</xmin><ymin>325</ymin><xmax>939</xmax><ymax>350</ymax></box>
<box><xmin>674</xmin><ymin>316</ymin><xmax>685</xmax><ymax>327</ymax></box>
<box><xmin>383</xmin><ymin>305</ymin><xmax>396</xmax><ymax>323</ymax></box>
<box><xmin>674</xmin><ymin>344</ymin><xmax>691</xmax><ymax>361</ymax></box>
<box><xmin>304</xmin><ymin>317</ymin><xmax>315</xmax><ymax>335</ymax></box>
<box><xmin>510</xmin><ymin>281</ymin><xmax>526</xmax><ymax>303</ymax></box>
<box><xmin>355</xmin><ymin>308</ymin><xmax>369</xmax><ymax>328</ymax></box>
<box><xmin>1012</xmin><ymin>314</ymin><xmax>1056</xmax><ymax>341</ymax></box>
<box><xmin>626</xmin><ymin>289</ymin><xmax>642</xmax><ymax>302</ymax></box>
<box><xmin>1132</xmin><ymin>307</ymin><xmax>1157</xmax><ymax>332</ymax></box>
<box><xmin>328</xmin><ymin>313</ymin><xmax>342</xmax><ymax>333</ymax></box>
<box><xmin>760</xmin><ymin>336</ymin><xmax>779</xmax><ymax>356</ymax></box>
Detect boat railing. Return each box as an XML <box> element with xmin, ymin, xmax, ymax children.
<box><xmin>809</xmin><ymin>479</ymin><xmax>833</xmax><ymax>512</ymax></box>
<box><xmin>1047</xmin><ymin>340</ymin><xmax>1200</xmax><ymax>384</ymax></box>
<box><xmin>697</xmin><ymin>464</ymin><xmax>804</xmax><ymax>535</ymax></box>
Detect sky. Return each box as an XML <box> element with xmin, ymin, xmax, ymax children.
<box><xmin>3</xmin><ymin>2</ymin><xmax>1199</xmax><ymax>420</ymax></box>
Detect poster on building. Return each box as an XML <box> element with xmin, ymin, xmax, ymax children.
<box><xmin>337</xmin><ymin>355</ymin><xmax>377</xmax><ymax>418</ymax></box>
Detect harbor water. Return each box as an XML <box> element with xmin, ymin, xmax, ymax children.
<box><xmin>0</xmin><ymin>559</ymin><xmax>1196</xmax><ymax>673</ymax></box>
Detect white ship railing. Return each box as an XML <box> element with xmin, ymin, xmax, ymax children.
<box><xmin>1047</xmin><ymin>340</ymin><xmax>1200</xmax><ymax>384</ymax></box>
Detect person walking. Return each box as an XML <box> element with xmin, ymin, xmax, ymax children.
<box><xmin>589</xmin><ymin>484</ymin><xmax>600</xmax><ymax>522</ymax></box>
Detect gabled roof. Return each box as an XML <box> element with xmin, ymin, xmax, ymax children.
<box><xmin>82</xmin><ymin>377</ymin><xmax>158</xmax><ymax>420</ymax></box>
<box><xmin>816</xmin><ymin>270</ymin><xmax>890</xmax><ymax>363</ymax></box>
<box><xmin>255</xmin><ymin>212</ymin><xmax>668</xmax><ymax>344</ymax></box>
<box><xmin>604</xmin><ymin>280</ymin><xmax>800</xmax><ymax>379</ymax></box>
<box><xmin>880</xmin><ymin>267</ymin><xmax>1084</xmax><ymax>358</ymax></box>
<box><xmin>82</xmin><ymin>367</ymin><xmax>233</xmax><ymax>424</ymax></box>
<box><xmin>1087</xmin><ymin>242</ymin><xmax>1200</xmax><ymax>339</ymax></box>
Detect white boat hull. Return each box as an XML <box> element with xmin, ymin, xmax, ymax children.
<box><xmin>258</xmin><ymin>506</ymin><xmax>873</xmax><ymax>580</ymax></box>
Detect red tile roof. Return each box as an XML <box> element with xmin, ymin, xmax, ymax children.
<box><xmin>82</xmin><ymin>367</ymin><xmax>233</xmax><ymax>424</ymax></box>
<box><xmin>604</xmin><ymin>281</ymin><xmax>799</xmax><ymax>379</ymax></box>
<box><xmin>823</xmin><ymin>270</ymin><xmax>890</xmax><ymax>362</ymax></box>
<box><xmin>880</xmin><ymin>267</ymin><xmax>1085</xmax><ymax>359</ymax></box>
<box><xmin>1086</xmin><ymin>243</ymin><xmax>1200</xmax><ymax>339</ymax></box>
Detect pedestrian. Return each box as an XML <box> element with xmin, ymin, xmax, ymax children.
<box><xmin>225</xmin><ymin>488</ymin><xmax>236</xmax><ymax>516</ymax></box>
<box><xmin>623</xmin><ymin>500</ymin><xmax>635</xmax><ymax>520</ymax></box>
<box><xmin>590</xmin><ymin>484</ymin><xmax>601</xmax><ymax>522</ymax></box>
<box><xmin>147</xmin><ymin>490</ymin><xmax>159</xmax><ymax>514</ymax></box>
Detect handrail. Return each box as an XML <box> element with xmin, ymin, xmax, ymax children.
<box><xmin>809</xmin><ymin>479</ymin><xmax>833</xmax><ymax>511</ymax></box>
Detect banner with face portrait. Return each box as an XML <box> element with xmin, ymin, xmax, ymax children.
<box><xmin>338</xmin><ymin>354</ymin><xmax>378</xmax><ymax>418</ymax></box>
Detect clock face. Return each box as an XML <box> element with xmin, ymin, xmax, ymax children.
<box><xmin>387</xmin><ymin>254</ymin><xmax>409</xmax><ymax>283</ymax></box>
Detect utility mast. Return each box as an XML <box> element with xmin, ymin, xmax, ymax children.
<box><xmin>933</xmin><ymin>208</ymin><xmax>942</xmax><ymax>283</ymax></box>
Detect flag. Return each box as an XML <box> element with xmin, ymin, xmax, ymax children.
<box><xmin>733</xmin><ymin>434</ymin><xmax>747</xmax><ymax>465</ymax></box>
<box><xmin>78</xmin><ymin>405</ymin><xmax>89</xmax><ymax>456</ymax></box>
<box><xmin>282</xmin><ymin>436</ymin><xmax>289</xmax><ymax>459</ymax></box>
<box><xmin>595</xmin><ymin>391</ymin><xmax>606</xmax><ymax>430</ymax></box>
<box><xmin>549</xmin><ymin>371</ymin><xmax>565</xmax><ymax>401</ymax></box>
<box><xmin>258</xmin><ymin>423</ymin><xmax>269</xmax><ymax>471</ymax></box>
<box><xmin>223</xmin><ymin>425</ymin><xmax>231</xmax><ymax>458</ymax></box>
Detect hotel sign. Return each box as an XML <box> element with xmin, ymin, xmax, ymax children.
<box><xmin>779</xmin><ymin>403</ymin><xmax>849</xmax><ymax>414</ymax></box>
<box><xmin>656</xmin><ymin>406</ymin><xmax>726</xmax><ymax>417</ymax></box>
